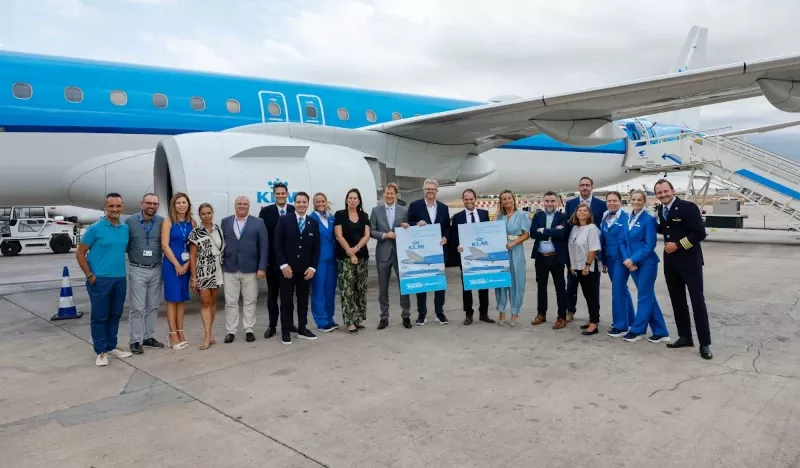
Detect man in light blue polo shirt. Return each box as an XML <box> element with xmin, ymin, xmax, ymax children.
<box><xmin>76</xmin><ymin>193</ymin><xmax>133</xmax><ymax>367</ymax></box>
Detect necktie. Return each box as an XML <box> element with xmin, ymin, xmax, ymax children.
<box><xmin>662</xmin><ymin>206</ymin><xmax>668</xmax><ymax>219</ymax></box>
<box><xmin>298</xmin><ymin>217</ymin><xmax>305</xmax><ymax>232</ymax></box>
<box><xmin>387</xmin><ymin>206</ymin><xmax>394</xmax><ymax>227</ymax></box>
<box><xmin>470</xmin><ymin>212</ymin><xmax>475</xmax><ymax>223</ymax></box>
<box><xmin>280</xmin><ymin>208</ymin><xmax>285</xmax><ymax>216</ymax></box>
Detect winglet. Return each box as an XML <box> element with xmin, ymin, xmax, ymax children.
<box><xmin>649</xmin><ymin>25</ymin><xmax>708</xmax><ymax>130</ymax></box>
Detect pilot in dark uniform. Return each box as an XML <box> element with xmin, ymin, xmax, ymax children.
<box><xmin>653</xmin><ymin>179</ymin><xmax>712</xmax><ymax>360</ymax></box>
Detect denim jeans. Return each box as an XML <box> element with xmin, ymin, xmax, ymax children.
<box><xmin>88</xmin><ymin>277</ymin><xmax>127</xmax><ymax>354</ymax></box>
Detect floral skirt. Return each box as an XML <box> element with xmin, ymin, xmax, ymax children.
<box><xmin>337</xmin><ymin>258</ymin><xmax>368</xmax><ymax>325</ymax></box>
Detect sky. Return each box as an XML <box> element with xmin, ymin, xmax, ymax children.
<box><xmin>2</xmin><ymin>0</ymin><xmax>799</xmax><ymax>191</ymax></box>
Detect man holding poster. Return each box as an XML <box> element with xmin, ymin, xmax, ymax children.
<box><xmin>451</xmin><ymin>189</ymin><xmax>496</xmax><ymax>325</ymax></box>
<box><xmin>405</xmin><ymin>179</ymin><xmax>451</xmax><ymax>326</ymax></box>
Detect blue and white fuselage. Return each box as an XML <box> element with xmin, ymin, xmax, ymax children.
<box><xmin>0</xmin><ymin>51</ymin><xmax>693</xmax><ymax>208</ymax></box>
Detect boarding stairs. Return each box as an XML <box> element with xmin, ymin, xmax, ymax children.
<box><xmin>622</xmin><ymin>130</ymin><xmax>800</xmax><ymax>231</ymax></box>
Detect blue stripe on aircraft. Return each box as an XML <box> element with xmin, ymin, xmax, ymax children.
<box><xmin>734</xmin><ymin>169</ymin><xmax>800</xmax><ymax>200</ymax></box>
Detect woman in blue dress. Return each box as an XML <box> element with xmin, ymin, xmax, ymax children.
<box><xmin>160</xmin><ymin>192</ymin><xmax>196</xmax><ymax>350</ymax></box>
<box><xmin>620</xmin><ymin>189</ymin><xmax>670</xmax><ymax>343</ymax></box>
<box><xmin>309</xmin><ymin>192</ymin><xmax>339</xmax><ymax>332</ymax></box>
<box><xmin>599</xmin><ymin>191</ymin><xmax>636</xmax><ymax>337</ymax></box>
<box><xmin>494</xmin><ymin>190</ymin><xmax>529</xmax><ymax>327</ymax></box>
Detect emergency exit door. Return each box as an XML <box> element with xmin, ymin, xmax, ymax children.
<box><xmin>296</xmin><ymin>94</ymin><xmax>325</xmax><ymax>125</ymax></box>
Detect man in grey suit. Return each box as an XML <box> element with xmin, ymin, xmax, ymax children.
<box><xmin>220</xmin><ymin>196</ymin><xmax>268</xmax><ymax>343</ymax></box>
<box><xmin>370</xmin><ymin>183</ymin><xmax>411</xmax><ymax>330</ymax></box>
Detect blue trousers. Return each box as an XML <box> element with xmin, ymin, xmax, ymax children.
<box><xmin>87</xmin><ymin>277</ymin><xmax>127</xmax><ymax>355</ymax></box>
<box><xmin>607</xmin><ymin>256</ymin><xmax>635</xmax><ymax>331</ymax></box>
<box><xmin>310</xmin><ymin>259</ymin><xmax>337</xmax><ymax>328</ymax></box>
<box><xmin>629</xmin><ymin>263</ymin><xmax>669</xmax><ymax>336</ymax></box>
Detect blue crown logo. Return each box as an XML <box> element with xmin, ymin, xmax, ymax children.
<box><xmin>268</xmin><ymin>178</ymin><xmax>288</xmax><ymax>189</ymax></box>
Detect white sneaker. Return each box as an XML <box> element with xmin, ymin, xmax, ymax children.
<box><xmin>108</xmin><ymin>348</ymin><xmax>133</xmax><ymax>358</ymax></box>
<box><xmin>96</xmin><ymin>353</ymin><xmax>109</xmax><ymax>366</ymax></box>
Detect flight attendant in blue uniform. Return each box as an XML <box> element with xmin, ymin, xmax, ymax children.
<box><xmin>654</xmin><ymin>179</ymin><xmax>712</xmax><ymax>360</ymax></box>
<box><xmin>619</xmin><ymin>189</ymin><xmax>670</xmax><ymax>343</ymax></box>
<box><xmin>309</xmin><ymin>192</ymin><xmax>338</xmax><ymax>332</ymax></box>
<box><xmin>599</xmin><ymin>191</ymin><xmax>635</xmax><ymax>337</ymax></box>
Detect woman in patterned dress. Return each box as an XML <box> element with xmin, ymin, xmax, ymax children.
<box><xmin>189</xmin><ymin>203</ymin><xmax>225</xmax><ymax>350</ymax></box>
<box><xmin>334</xmin><ymin>188</ymin><xmax>371</xmax><ymax>333</ymax></box>
<box><xmin>161</xmin><ymin>192</ymin><xmax>196</xmax><ymax>349</ymax></box>
<box><xmin>494</xmin><ymin>190</ymin><xmax>530</xmax><ymax>326</ymax></box>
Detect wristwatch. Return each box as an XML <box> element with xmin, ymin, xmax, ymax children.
<box><xmin>585</xmin><ymin>262</ymin><xmax>592</xmax><ymax>266</ymax></box>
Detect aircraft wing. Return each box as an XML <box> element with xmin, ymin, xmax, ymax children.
<box><xmin>364</xmin><ymin>53</ymin><xmax>800</xmax><ymax>150</ymax></box>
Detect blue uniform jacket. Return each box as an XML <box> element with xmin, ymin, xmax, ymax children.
<box><xmin>620</xmin><ymin>211</ymin><xmax>660</xmax><ymax>266</ymax></box>
<box><xmin>310</xmin><ymin>211</ymin><xmax>336</xmax><ymax>262</ymax></box>
<box><xmin>599</xmin><ymin>210</ymin><xmax>629</xmax><ymax>265</ymax></box>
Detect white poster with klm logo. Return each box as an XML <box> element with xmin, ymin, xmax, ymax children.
<box><xmin>458</xmin><ymin>220</ymin><xmax>511</xmax><ymax>291</ymax></box>
<box><xmin>396</xmin><ymin>224</ymin><xmax>447</xmax><ymax>295</ymax></box>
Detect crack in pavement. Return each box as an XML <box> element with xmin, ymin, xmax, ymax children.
<box><xmin>722</xmin><ymin>343</ymin><xmax>755</xmax><ymax>366</ymax></box>
<box><xmin>3</xmin><ymin>296</ymin><xmax>331</xmax><ymax>468</ymax></box>
<box><xmin>649</xmin><ymin>369</ymin><xmax>740</xmax><ymax>398</ymax></box>
<box><xmin>752</xmin><ymin>298</ymin><xmax>800</xmax><ymax>375</ymax></box>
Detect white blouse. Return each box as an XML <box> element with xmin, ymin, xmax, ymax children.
<box><xmin>567</xmin><ymin>224</ymin><xmax>602</xmax><ymax>271</ymax></box>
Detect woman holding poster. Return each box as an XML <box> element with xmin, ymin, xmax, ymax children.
<box><xmin>494</xmin><ymin>190</ymin><xmax>530</xmax><ymax>326</ymax></box>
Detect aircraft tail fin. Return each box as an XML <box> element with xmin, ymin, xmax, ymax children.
<box><xmin>648</xmin><ymin>25</ymin><xmax>708</xmax><ymax>130</ymax></box>
<box><xmin>469</xmin><ymin>246</ymin><xmax>487</xmax><ymax>257</ymax></box>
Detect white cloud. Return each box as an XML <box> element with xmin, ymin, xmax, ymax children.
<box><xmin>41</xmin><ymin>0</ymin><xmax>102</xmax><ymax>20</ymax></box>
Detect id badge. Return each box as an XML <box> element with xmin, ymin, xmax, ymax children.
<box><xmin>143</xmin><ymin>250</ymin><xmax>153</xmax><ymax>257</ymax></box>
<box><xmin>181</xmin><ymin>252</ymin><xmax>190</xmax><ymax>262</ymax></box>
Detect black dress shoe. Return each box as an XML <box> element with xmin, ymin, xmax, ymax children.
<box><xmin>130</xmin><ymin>342</ymin><xmax>143</xmax><ymax>355</ymax></box>
<box><xmin>224</xmin><ymin>333</ymin><xmax>235</xmax><ymax>343</ymax></box>
<box><xmin>356</xmin><ymin>324</ymin><xmax>365</xmax><ymax>329</ymax></box>
<box><xmin>377</xmin><ymin>319</ymin><xmax>388</xmax><ymax>330</ymax></box>
<box><xmin>666</xmin><ymin>337</ymin><xmax>694</xmax><ymax>348</ymax></box>
<box><xmin>700</xmin><ymin>345</ymin><xmax>713</xmax><ymax>360</ymax></box>
<box><xmin>402</xmin><ymin>317</ymin><xmax>412</xmax><ymax>329</ymax></box>
<box><xmin>246</xmin><ymin>332</ymin><xmax>255</xmax><ymax>342</ymax></box>
<box><xmin>264</xmin><ymin>327</ymin><xmax>276</xmax><ymax>339</ymax></box>
<box><xmin>479</xmin><ymin>314</ymin><xmax>495</xmax><ymax>324</ymax></box>
<box><xmin>581</xmin><ymin>327</ymin><xmax>599</xmax><ymax>336</ymax></box>
<box><xmin>464</xmin><ymin>315</ymin><xmax>473</xmax><ymax>325</ymax></box>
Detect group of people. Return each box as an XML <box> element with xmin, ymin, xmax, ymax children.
<box><xmin>76</xmin><ymin>176</ymin><xmax>713</xmax><ymax>368</ymax></box>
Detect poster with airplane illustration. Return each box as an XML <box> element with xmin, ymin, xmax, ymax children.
<box><xmin>458</xmin><ymin>221</ymin><xmax>511</xmax><ymax>291</ymax></box>
<box><xmin>396</xmin><ymin>224</ymin><xmax>447</xmax><ymax>295</ymax></box>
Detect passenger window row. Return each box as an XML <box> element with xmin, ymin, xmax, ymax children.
<box><xmin>12</xmin><ymin>82</ymin><xmax>412</xmax><ymax>122</ymax></box>
<box><xmin>11</xmin><ymin>82</ymin><xmax>241</xmax><ymax>114</ymax></box>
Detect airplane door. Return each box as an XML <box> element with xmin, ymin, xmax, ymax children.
<box><xmin>259</xmin><ymin>91</ymin><xmax>289</xmax><ymax>123</ymax></box>
<box><xmin>296</xmin><ymin>94</ymin><xmax>325</xmax><ymax>125</ymax></box>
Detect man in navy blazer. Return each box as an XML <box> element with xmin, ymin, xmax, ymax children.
<box><xmin>564</xmin><ymin>176</ymin><xmax>607</xmax><ymax>320</ymax></box>
<box><xmin>274</xmin><ymin>192</ymin><xmax>320</xmax><ymax>345</ymax></box>
<box><xmin>220</xmin><ymin>196</ymin><xmax>268</xmax><ymax>343</ymax></box>
<box><xmin>450</xmin><ymin>188</ymin><xmax>495</xmax><ymax>325</ymax></box>
<box><xmin>258</xmin><ymin>182</ymin><xmax>296</xmax><ymax>338</ymax></box>
<box><xmin>406</xmin><ymin>178</ymin><xmax>451</xmax><ymax>326</ymax></box>
<box><xmin>530</xmin><ymin>191</ymin><xmax>570</xmax><ymax>329</ymax></box>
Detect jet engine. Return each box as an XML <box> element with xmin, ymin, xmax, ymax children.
<box><xmin>153</xmin><ymin>132</ymin><xmax>378</xmax><ymax>221</ymax></box>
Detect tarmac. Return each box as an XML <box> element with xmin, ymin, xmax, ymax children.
<box><xmin>1</xmin><ymin>237</ymin><xmax>799</xmax><ymax>468</ymax></box>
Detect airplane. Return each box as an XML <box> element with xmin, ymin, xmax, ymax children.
<box><xmin>463</xmin><ymin>246</ymin><xmax>509</xmax><ymax>263</ymax></box>
<box><xmin>1</xmin><ymin>25</ymin><xmax>800</xmax><ymax>222</ymax></box>
<box><xmin>401</xmin><ymin>250</ymin><xmax>446</xmax><ymax>266</ymax></box>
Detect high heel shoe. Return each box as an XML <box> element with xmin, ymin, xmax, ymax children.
<box><xmin>177</xmin><ymin>329</ymin><xmax>188</xmax><ymax>347</ymax></box>
<box><xmin>168</xmin><ymin>331</ymin><xmax>188</xmax><ymax>349</ymax></box>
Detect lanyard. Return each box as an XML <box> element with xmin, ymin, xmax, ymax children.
<box><xmin>628</xmin><ymin>210</ymin><xmax>643</xmax><ymax>229</ymax></box>
<box><xmin>178</xmin><ymin>221</ymin><xmax>191</xmax><ymax>251</ymax></box>
<box><xmin>234</xmin><ymin>217</ymin><xmax>247</xmax><ymax>236</ymax></box>
<box><xmin>138</xmin><ymin>213</ymin><xmax>155</xmax><ymax>247</ymax></box>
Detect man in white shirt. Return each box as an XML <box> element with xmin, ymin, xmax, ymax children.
<box><xmin>370</xmin><ymin>183</ymin><xmax>411</xmax><ymax>329</ymax></box>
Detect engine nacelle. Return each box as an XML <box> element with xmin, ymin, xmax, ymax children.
<box><xmin>153</xmin><ymin>132</ymin><xmax>378</xmax><ymax>222</ymax></box>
